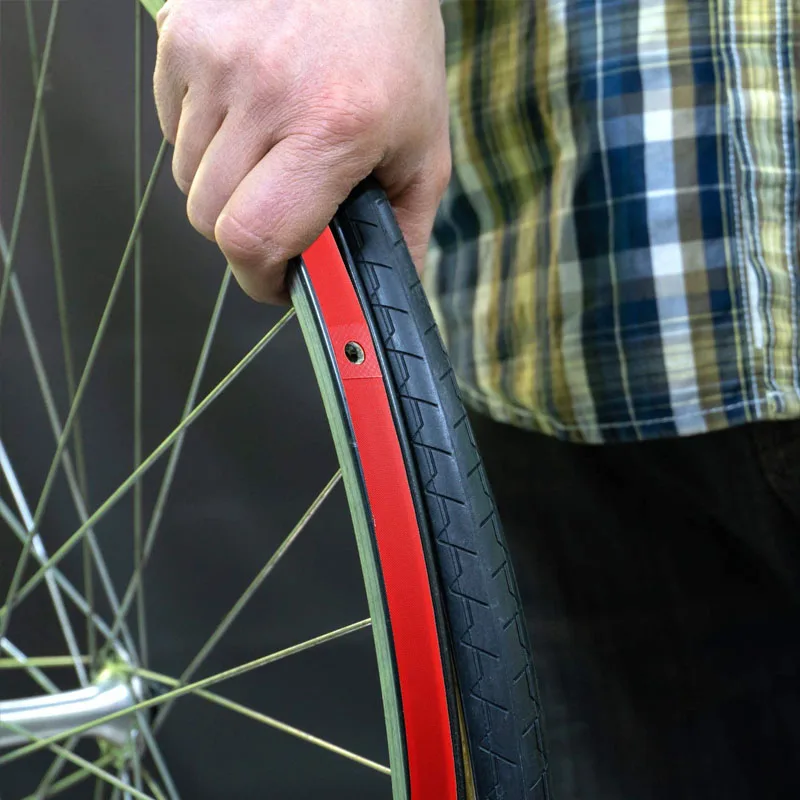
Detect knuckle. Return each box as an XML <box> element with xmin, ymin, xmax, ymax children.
<box><xmin>215</xmin><ymin>213</ymin><xmax>274</xmax><ymax>266</ymax></box>
<box><xmin>249</xmin><ymin>52</ymin><xmax>287</xmax><ymax>100</ymax></box>
<box><xmin>155</xmin><ymin>12</ymin><xmax>187</xmax><ymax>62</ymax></box>
<box><xmin>153</xmin><ymin>36</ymin><xmax>187</xmax><ymax>143</ymax></box>
<box><xmin>158</xmin><ymin>16</ymin><xmax>230</xmax><ymax>82</ymax></box>
<box><xmin>308</xmin><ymin>83</ymin><xmax>389</xmax><ymax>147</ymax></box>
<box><xmin>199</xmin><ymin>36</ymin><xmax>238</xmax><ymax>84</ymax></box>
<box><xmin>186</xmin><ymin>194</ymin><xmax>216</xmax><ymax>242</ymax></box>
<box><xmin>155</xmin><ymin>5</ymin><xmax>170</xmax><ymax>35</ymax></box>
<box><xmin>172</xmin><ymin>156</ymin><xmax>191</xmax><ymax>195</ymax></box>
<box><xmin>155</xmin><ymin>3</ymin><xmax>171</xmax><ymax>36</ymax></box>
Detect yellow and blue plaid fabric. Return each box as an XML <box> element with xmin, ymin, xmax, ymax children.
<box><xmin>426</xmin><ymin>0</ymin><xmax>800</xmax><ymax>443</ymax></box>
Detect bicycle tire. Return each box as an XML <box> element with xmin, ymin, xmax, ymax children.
<box><xmin>299</xmin><ymin>179</ymin><xmax>550</xmax><ymax>800</ymax></box>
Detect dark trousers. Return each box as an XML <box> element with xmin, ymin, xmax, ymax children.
<box><xmin>470</xmin><ymin>414</ymin><xmax>800</xmax><ymax>800</ymax></box>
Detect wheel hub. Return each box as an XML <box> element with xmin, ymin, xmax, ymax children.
<box><xmin>0</xmin><ymin>666</ymin><xmax>144</xmax><ymax>750</ymax></box>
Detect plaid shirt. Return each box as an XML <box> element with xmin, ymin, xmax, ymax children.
<box><xmin>425</xmin><ymin>0</ymin><xmax>800</xmax><ymax>443</ymax></box>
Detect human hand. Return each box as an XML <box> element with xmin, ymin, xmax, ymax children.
<box><xmin>154</xmin><ymin>0</ymin><xmax>451</xmax><ymax>303</ymax></box>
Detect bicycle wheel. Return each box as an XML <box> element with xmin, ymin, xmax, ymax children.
<box><xmin>0</xmin><ymin>1</ymin><xmax>548</xmax><ymax>798</ymax></box>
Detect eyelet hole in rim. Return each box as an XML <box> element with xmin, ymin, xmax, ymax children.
<box><xmin>344</xmin><ymin>341</ymin><xmax>366</xmax><ymax>365</ymax></box>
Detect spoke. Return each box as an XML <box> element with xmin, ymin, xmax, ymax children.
<box><xmin>94</xmin><ymin>776</ymin><xmax>108</xmax><ymax>800</ymax></box>
<box><xmin>23</xmin><ymin>0</ymin><xmax>90</xmax><ymax>501</ymax></box>
<box><xmin>0</xmin><ymin>309</ymin><xmax>296</xmax><ymax>620</ymax></box>
<box><xmin>0</xmin><ymin>497</ymin><xmax>123</xmax><ymax>649</ymax></box>
<box><xmin>0</xmin><ymin>224</ymin><xmax>139</xmax><ymax>658</ymax></box>
<box><xmin>22</xmin><ymin>0</ymin><xmax>95</xmax><ymax>664</ymax></box>
<box><xmin>130</xmin><ymin>731</ymin><xmax>143</xmax><ymax>795</ymax></box>
<box><xmin>0</xmin><ymin>140</ymin><xmax>169</xmax><ymax>646</ymax></box>
<box><xmin>0</xmin><ymin>655</ymin><xmax>90</xmax><ymax>670</ymax></box>
<box><xmin>0</xmin><ymin>0</ymin><xmax>61</xmax><ymax>337</ymax></box>
<box><xmin>0</xmin><ymin>437</ymin><xmax>88</xmax><ymax>685</ymax></box>
<box><xmin>30</xmin><ymin>736</ymin><xmax>81</xmax><ymax>800</ymax></box>
<box><xmin>135</xmin><ymin>713</ymin><xmax>180</xmax><ymax>800</ymax></box>
<box><xmin>0</xmin><ymin>639</ymin><xmax>59</xmax><ymax>694</ymax></box>
<box><xmin>154</xmin><ymin>470</ymin><xmax>342</xmax><ymax>730</ymax></box>
<box><xmin>114</xmin><ymin>769</ymin><xmax>134</xmax><ymax>800</ymax></box>
<box><xmin>20</xmin><ymin>752</ymin><xmax>117</xmax><ymax>800</ymax></box>
<box><xmin>133</xmin><ymin>0</ymin><xmax>147</xmax><ymax>669</ymax></box>
<box><xmin>104</xmin><ymin>270</ymin><xmax>231</xmax><ymax>651</ymax></box>
<box><xmin>83</xmin><ymin>537</ymin><xmax>98</xmax><ymax>669</ymax></box>
<box><xmin>32</xmin><ymin>137</ymin><xmax>167</xmax><ymax>527</ymax></box>
<box><xmin>143</xmin><ymin>771</ymin><xmax>168</xmax><ymax>800</ymax></box>
<box><xmin>155</xmin><ymin>676</ymin><xmax>390</xmax><ymax>775</ymax></box>
<box><xmin>0</xmin><ymin>618</ymin><xmax>370</xmax><ymax>765</ymax></box>
<box><xmin>0</xmin><ymin>721</ymin><xmax>155</xmax><ymax>800</ymax></box>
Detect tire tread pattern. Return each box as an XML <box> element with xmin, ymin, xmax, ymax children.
<box><xmin>336</xmin><ymin>182</ymin><xmax>549</xmax><ymax>800</ymax></box>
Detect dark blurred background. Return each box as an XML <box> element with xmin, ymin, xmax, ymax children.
<box><xmin>1</xmin><ymin>2</ymin><xmax>390</xmax><ymax>797</ymax></box>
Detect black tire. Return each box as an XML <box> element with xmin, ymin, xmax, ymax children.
<box><xmin>331</xmin><ymin>180</ymin><xmax>550</xmax><ymax>800</ymax></box>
